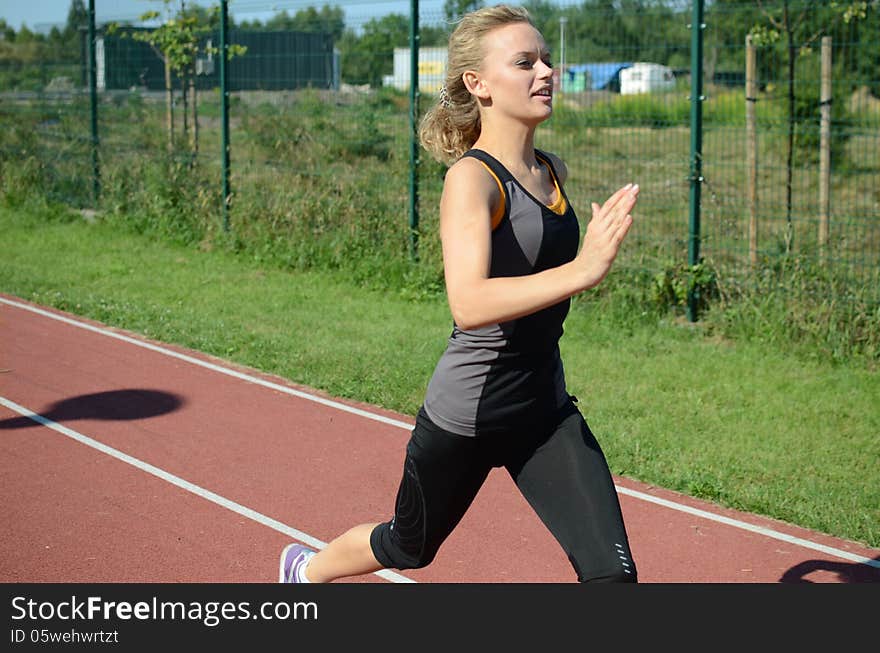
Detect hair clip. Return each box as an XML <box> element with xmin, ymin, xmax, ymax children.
<box><xmin>438</xmin><ymin>85</ymin><xmax>452</xmax><ymax>108</ymax></box>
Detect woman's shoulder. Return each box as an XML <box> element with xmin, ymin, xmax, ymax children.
<box><xmin>445</xmin><ymin>154</ymin><xmax>501</xmax><ymax>190</ymax></box>
<box><xmin>441</xmin><ymin>154</ymin><xmax>504</xmax><ymax>222</ymax></box>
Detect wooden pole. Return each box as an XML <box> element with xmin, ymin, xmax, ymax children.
<box><xmin>219</xmin><ymin>0</ymin><xmax>231</xmax><ymax>231</ymax></box>
<box><xmin>746</xmin><ymin>34</ymin><xmax>758</xmax><ymax>266</ymax></box>
<box><xmin>818</xmin><ymin>35</ymin><xmax>832</xmax><ymax>259</ymax></box>
<box><xmin>190</xmin><ymin>73</ymin><xmax>198</xmax><ymax>157</ymax></box>
<box><xmin>87</xmin><ymin>0</ymin><xmax>100</xmax><ymax>205</ymax></box>
<box><xmin>165</xmin><ymin>58</ymin><xmax>174</xmax><ymax>153</ymax></box>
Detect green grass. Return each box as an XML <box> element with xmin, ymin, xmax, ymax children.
<box><xmin>3</xmin><ymin>204</ymin><xmax>878</xmax><ymax>549</ymax></box>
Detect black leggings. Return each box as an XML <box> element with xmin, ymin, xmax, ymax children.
<box><xmin>370</xmin><ymin>400</ymin><xmax>637</xmax><ymax>582</ymax></box>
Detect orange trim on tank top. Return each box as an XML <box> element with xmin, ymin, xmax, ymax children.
<box><xmin>474</xmin><ymin>160</ymin><xmax>507</xmax><ymax>230</ymax></box>
<box><xmin>476</xmin><ymin>155</ymin><xmax>568</xmax><ymax>230</ymax></box>
<box><xmin>536</xmin><ymin>152</ymin><xmax>568</xmax><ymax>216</ymax></box>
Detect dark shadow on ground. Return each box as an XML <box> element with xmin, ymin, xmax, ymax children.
<box><xmin>0</xmin><ymin>389</ymin><xmax>185</xmax><ymax>429</ymax></box>
<box><xmin>780</xmin><ymin>555</ymin><xmax>880</xmax><ymax>583</ymax></box>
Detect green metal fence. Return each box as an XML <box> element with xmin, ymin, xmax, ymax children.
<box><xmin>1</xmin><ymin>0</ymin><xmax>878</xmax><ymax>311</ymax></box>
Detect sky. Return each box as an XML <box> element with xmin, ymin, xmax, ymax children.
<box><xmin>0</xmin><ymin>0</ymin><xmax>448</xmax><ymax>32</ymax></box>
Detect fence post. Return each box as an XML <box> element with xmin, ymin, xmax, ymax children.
<box><xmin>409</xmin><ymin>0</ymin><xmax>420</xmax><ymax>261</ymax></box>
<box><xmin>687</xmin><ymin>0</ymin><xmax>704</xmax><ymax>322</ymax></box>
<box><xmin>219</xmin><ymin>0</ymin><xmax>231</xmax><ymax>232</ymax></box>
<box><xmin>746</xmin><ymin>34</ymin><xmax>758</xmax><ymax>267</ymax></box>
<box><xmin>87</xmin><ymin>0</ymin><xmax>100</xmax><ymax>206</ymax></box>
<box><xmin>818</xmin><ymin>35</ymin><xmax>832</xmax><ymax>259</ymax></box>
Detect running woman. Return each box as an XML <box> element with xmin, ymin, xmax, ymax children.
<box><xmin>280</xmin><ymin>3</ymin><xmax>639</xmax><ymax>584</ymax></box>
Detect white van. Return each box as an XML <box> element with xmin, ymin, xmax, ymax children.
<box><xmin>620</xmin><ymin>62</ymin><xmax>676</xmax><ymax>95</ymax></box>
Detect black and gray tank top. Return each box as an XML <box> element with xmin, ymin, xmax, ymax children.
<box><xmin>422</xmin><ymin>148</ymin><xmax>581</xmax><ymax>437</ymax></box>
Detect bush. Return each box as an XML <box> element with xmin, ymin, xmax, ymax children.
<box><xmin>652</xmin><ymin>260</ymin><xmax>719</xmax><ymax>315</ymax></box>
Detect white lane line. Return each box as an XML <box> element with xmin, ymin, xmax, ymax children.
<box><xmin>3</xmin><ymin>295</ymin><xmax>879</xmax><ymax>570</ymax></box>
<box><xmin>615</xmin><ymin>485</ymin><xmax>879</xmax><ymax>569</ymax></box>
<box><xmin>0</xmin><ymin>395</ymin><xmax>415</xmax><ymax>584</ymax></box>
<box><xmin>0</xmin><ymin>297</ymin><xmax>415</xmax><ymax>432</ymax></box>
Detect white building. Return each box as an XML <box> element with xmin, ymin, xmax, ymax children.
<box><xmin>383</xmin><ymin>47</ymin><xmax>447</xmax><ymax>93</ymax></box>
<box><xmin>619</xmin><ymin>62</ymin><xmax>676</xmax><ymax>95</ymax></box>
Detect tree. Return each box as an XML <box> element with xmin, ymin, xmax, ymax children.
<box><xmin>748</xmin><ymin>0</ymin><xmax>872</xmax><ymax>250</ymax></box>
<box><xmin>131</xmin><ymin>2</ymin><xmax>201</xmax><ymax>154</ymax></box>
<box><xmin>119</xmin><ymin>1</ymin><xmax>244</xmax><ymax>157</ymax></box>
<box><xmin>65</xmin><ymin>0</ymin><xmax>88</xmax><ymax>38</ymax></box>
<box><xmin>267</xmin><ymin>5</ymin><xmax>345</xmax><ymax>41</ymax></box>
<box><xmin>828</xmin><ymin>0</ymin><xmax>880</xmax><ymax>97</ymax></box>
<box><xmin>339</xmin><ymin>13</ymin><xmax>410</xmax><ymax>86</ymax></box>
<box><xmin>15</xmin><ymin>25</ymin><xmax>38</xmax><ymax>44</ymax></box>
<box><xmin>443</xmin><ymin>0</ymin><xmax>484</xmax><ymax>23</ymax></box>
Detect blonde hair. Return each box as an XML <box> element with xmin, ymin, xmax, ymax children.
<box><xmin>418</xmin><ymin>4</ymin><xmax>534</xmax><ymax>166</ymax></box>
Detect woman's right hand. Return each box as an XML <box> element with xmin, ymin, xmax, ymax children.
<box><xmin>575</xmin><ymin>183</ymin><xmax>639</xmax><ymax>289</ymax></box>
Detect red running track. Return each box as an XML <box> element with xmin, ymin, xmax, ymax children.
<box><xmin>2</xmin><ymin>293</ymin><xmax>878</xmax><ymax>584</ymax></box>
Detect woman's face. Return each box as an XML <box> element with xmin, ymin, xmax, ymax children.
<box><xmin>472</xmin><ymin>22</ymin><xmax>554</xmax><ymax>123</ymax></box>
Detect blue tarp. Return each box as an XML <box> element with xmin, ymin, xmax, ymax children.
<box><xmin>565</xmin><ymin>62</ymin><xmax>633</xmax><ymax>90</ymax></box>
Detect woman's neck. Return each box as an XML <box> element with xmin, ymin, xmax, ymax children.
<box><xmin>472</xmin><ymin>116</ymin><xmax>539</xmax><ymax>169</ymax></box>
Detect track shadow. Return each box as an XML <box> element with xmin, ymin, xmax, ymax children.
<box><xmin>0</xmin><ymin>389</ymin><xmax>185</xmax><ymax>430</ymax></box>
<box><xmin>780</xmin><ymin>555</ymin><xmax>880</xmax><ymax>583</ymax></box>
